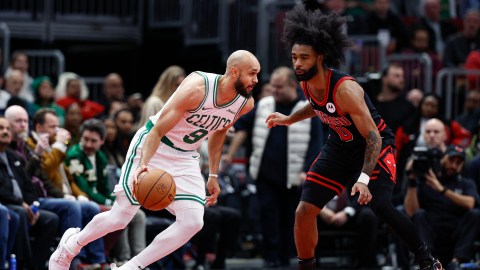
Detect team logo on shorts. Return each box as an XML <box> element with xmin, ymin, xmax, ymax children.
<box><xmin>326</xmin><ymin>102</ymin><xmax>336</xmax><ymax>113</ymax></box>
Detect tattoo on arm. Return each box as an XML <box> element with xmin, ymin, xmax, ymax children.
<box><xmin>362</xmin><ymin>130</ymin><xmax>381</xmax><ymax>175</ymax></box>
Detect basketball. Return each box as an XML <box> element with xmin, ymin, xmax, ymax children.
<box><xmin>134</xmin><ymin>169</ymin><xmax>176</xmax><ymax>211</ymax></box>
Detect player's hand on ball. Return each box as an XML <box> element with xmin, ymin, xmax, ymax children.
<box><xmin>351</xmin><ymin>182</ymin><xmax>372</xmax><ymax>205</ymax></box>
<box><xmin>135</xmin><ymin>169</ymin><xmax>175</xmax><ymax>210</ymax></box>
<box><xmin>133</xmin><ymin>165</ymin><xmax>149</xmax><ymax>199</ymax></box>
<box><xmin>206</xmin><ymin>176</ymin><xmax>221</xmax><ymax>207</ymax></box>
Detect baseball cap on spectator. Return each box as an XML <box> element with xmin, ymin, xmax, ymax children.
<box><xmin>445</xmin><ymin>145</ymin><xmax>466</xmax><ymax>160</ymax></box>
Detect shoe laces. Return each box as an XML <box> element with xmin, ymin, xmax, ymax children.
<box><xmin>419</xmin><ymin>260</ymin><xmax>442</xmax><ymax>270</ymax></box>
<box><xmin>54</xmin><ymin>236</ymin><xmax>77</xmax><ymax>266</ymax></box>
<box><xmin>54</xmin><ymin>248</ymin><xmax>74</xmax><ymax>265</ymax></box>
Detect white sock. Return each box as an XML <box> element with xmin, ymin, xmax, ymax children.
<box><xmin>119</xmin><ymin>257</ymin><xmax>143</xmax><ymax>270</ymax></box>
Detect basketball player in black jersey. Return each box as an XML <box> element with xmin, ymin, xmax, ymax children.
<box><xmin>266</xmin><ymin>4</ymin><xmax>442</xmax><ymax>270</ymax></box>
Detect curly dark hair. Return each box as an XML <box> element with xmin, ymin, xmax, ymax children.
<box><xmin>282</xmin><ymin>4</ymin><xmax>351</xmax><ymax>69</ymax></box>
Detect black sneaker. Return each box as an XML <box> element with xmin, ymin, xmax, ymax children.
<box><xmin>415</xmin><ymin>243</ymin><xmax>442</xmax><ymax>270</ymax></box>
<box><xmin>419</xmin><ymin>258</ymin><xmax>442</xmax><ymax>270</ymax></box>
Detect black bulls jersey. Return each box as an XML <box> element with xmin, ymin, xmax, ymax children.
<box><xmin>301</xmin><ymin>68</ymin><xmax>395</xmax><ymax>147</ymax></box>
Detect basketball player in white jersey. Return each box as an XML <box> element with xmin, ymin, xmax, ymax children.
<box><xmin>49</xmin><ymin>50</ymin><xmax>260</xmax><ymax>270</ymax></box>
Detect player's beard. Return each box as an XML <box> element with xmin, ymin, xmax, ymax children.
<box><xmin>234</xmin><ymin>77</ymin><xmax>251</xmax><ymax>98</ymax></box>
<box><xmin>295</xmin><ymin>64</ymin><xmax>318</xmax><ymax>81</ymax></box>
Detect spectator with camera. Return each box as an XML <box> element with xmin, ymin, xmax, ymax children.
<box><xmin>409</xmin><ymin>119</ymin><xmax>447</xmax><ymax>180</ymax></box>
<box><xmin>404</xmin><ymin>118</ymin><xmax>480</xmax><ymax>269</ymax></box>
<box><xmin>395</xmin><ymin>94</ymin><xmax>471</xmax><ymax>195</ymax></box>
<box><xmin>394</xmin><ymin>118</ymin><xmax>445</xmax><ymax>206</ymax></box>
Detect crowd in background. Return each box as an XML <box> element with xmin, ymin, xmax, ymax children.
<box><xmin>0</xmin><ymin>0</ymin><xmax>480</xmax><ymax>270</ymax></box>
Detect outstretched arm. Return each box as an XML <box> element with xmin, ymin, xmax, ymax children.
<box><xmin>266</xmin><ymin>103</ymin><xmax>315</xmax><ymax>128</ymax></box>
<box><xmin>206</xmin><ymin>97</ymin><xmax>255</xmax><ymax>206</ymax></box>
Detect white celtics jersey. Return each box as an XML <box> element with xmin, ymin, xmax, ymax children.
<box><xmin>149</xmin><ymin>71</ymin><xmax>248</xmax><ymax>151</ymax></box>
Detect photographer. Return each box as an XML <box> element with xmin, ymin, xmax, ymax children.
<box><xmin>395</xmin><ymin>118</ymin><xmax>446</xmax><ymax>205</ymax></box>
<box><xmin>404</xmin><ymin>128</ymin><xmax>480</xmax><ymax>270</ymax></box>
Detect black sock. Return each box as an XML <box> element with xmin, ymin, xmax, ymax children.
<box><xmin>298</xmin><ymin>257</ymin><xmax>316</xmax><ymax>270</ymax></box>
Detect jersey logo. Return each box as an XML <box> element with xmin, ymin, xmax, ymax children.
<box><xmin>326</xmin><ymin>102</ymin><xmax>336</xmax><ymax>113</ymax></box>
<box><xmin>68</xmin><ymin>159</ymin><xmax>84</xmax><ymax>175</ymax></box>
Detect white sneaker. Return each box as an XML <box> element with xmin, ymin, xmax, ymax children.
<box><xmin>49</xmin><ymin>227</ymin><xmax>81</xmax><ymax>270</ymax></box>
<box><xmin>111</xmin><ymin>262</ymin><xmax>142</xmax><ymax>270</ymax></box>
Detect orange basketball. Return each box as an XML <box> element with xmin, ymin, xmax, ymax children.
<box><xmin>134</xmin><ymin>169</ymin><xmax>176</xmax><ymax>211</ymax></box>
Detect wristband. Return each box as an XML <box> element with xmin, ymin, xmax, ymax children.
<box><xmin>357</xmin><ymin>172</ymin><xmax>370</xmax><ymax>185</ymax></box>
<box><xmin>208</xmin><ymin>173</ymin><xmax>218</xmax><ymax>178</ymax></box>
<box><xmin>343</xmin><ymin>206</ymin><xmax>356</xmax><ymax>218</ymax></box>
